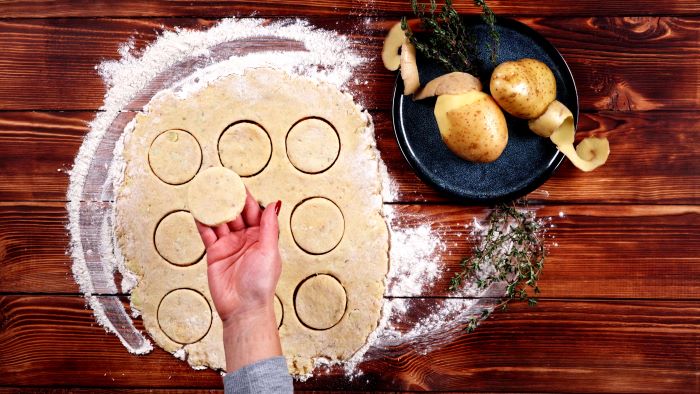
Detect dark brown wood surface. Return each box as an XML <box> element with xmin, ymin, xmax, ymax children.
<box><xmin>0</xmin><ymin>0</ymin><xmax>698</xmax><ymax>392</ymax></box>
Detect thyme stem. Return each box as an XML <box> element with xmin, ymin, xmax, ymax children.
<box><xmin>401</xmin><ymin>0</ymin><xmax>499</xmax><ymax>76</ymax></box>
<box><xmin>451</xmin><ymin>202</ymin><xmax>547</xmax><ymax>333</ymax></box>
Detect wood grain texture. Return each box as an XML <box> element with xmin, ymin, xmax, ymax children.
<box><xmin>0</xmin><ymin>295</ymin><xmax>697</xmax><ymax>392</ymax></box>
<box><xmin>0</xmin><ymin>17</ymin><xmax>698</xmax><ymax>111</ymax></box>
<box><xmin>2</xmin><ymin>201</ymin><xmax>698</xmax><ymax>299</ymax></box>
<box><xmin>1</xmin><ymin>0</ymin><xmax>699</xmax><ymax>18</ymax></box>
<box><xmin>1</xmin><ymin>110</ymin><xmax>698</xmax><ymax>204</ymax></box>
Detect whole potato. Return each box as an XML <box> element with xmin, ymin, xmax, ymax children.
<box><xmin>434</xmin><ymin>91</ymin><xmax>508</xmax><ymax>163</ymax></box>
<box><xmin>490</xmin><ymin>58</ymin><xmax>556</xmax><ymax>119</ymax></box>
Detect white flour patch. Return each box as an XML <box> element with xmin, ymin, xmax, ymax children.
<box><xmin>383</xmin><ymin>205</ymin><xmax>445</xmax><ymax>297</ymax></box>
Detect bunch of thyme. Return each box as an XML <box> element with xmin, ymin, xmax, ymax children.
<box><xmin>401</xmin><ymin>0</ymin><xmax>499</xmax><ymax>77</ymax></box>
<box><xmin>450</xmin><ymin>203</ymin><xmax>546</xmax><ymax>333</ymax></box>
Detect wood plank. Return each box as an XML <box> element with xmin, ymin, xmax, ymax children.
<box><xmin>2</xmin><ymin>202</ymin><xmax>698</xmax><ymax>299</ymax></box>
<box><xmin>1</xmin><ymin>110</ymin><xmax>698</xmax><ymax>204</ymax></box>
<box><xmin>0</xmin><ymin>17</ymin><xmax>698</xmax><ymax>111</ymax></box>
<box><xmin>0</xmin><ymin>295</ymin><xmax>697</xmax><ymax>392</ymax></box>
<box><xmin>0</xmin><ymin>111</ymin><xmax>90</xmax><ymax>201</ymax></box>
<box><xmin>1</xmin><ymin>0</ymin><xmax>699</xmax><ymax>18</ymax></box>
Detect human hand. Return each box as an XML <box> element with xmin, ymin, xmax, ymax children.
<box><xmin>195</xmin><ymin>191</ymin><xmax>282</xmax><ymax>327</ymax></box>
<box><xmin>195</xmin><ymin>190</ymin><xmax>283</xmax><ymax>372</ymax></box>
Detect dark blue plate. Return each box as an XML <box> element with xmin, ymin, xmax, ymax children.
<box><xmin>392</xmin><ymin>16</ymin><xmax>578</xmax><ymax>202</ymax></box>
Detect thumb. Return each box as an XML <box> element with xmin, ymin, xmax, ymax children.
<box><xmin>259</xmin><ymin>201</ymin><xmax>280</xmax><ymax>250</ymax></box>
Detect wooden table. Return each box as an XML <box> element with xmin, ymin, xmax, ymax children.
<box><xmin>0</xmin><ymin>1</ymin><xmax>698</xmax><ymax>392</ymax></box>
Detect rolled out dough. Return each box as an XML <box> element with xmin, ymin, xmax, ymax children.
<box><xmin>219</xmin><ymin>122</ymin><xmax>272</xmax><ymax>176</ymax></box>
<box><xmin>158</xmin><ymin>288</ymin><xmax>212</xmax><ymax>344</ymax></box>
<box><xmin>290</xmin><ymin>197</ymin><xmax>344</xmax><ymax>254</ymax></box>
<box><xmin>295</xmin><ymin>274</ymin><xmax>347</xmax><ymax>330</ymax></box>
<box><xmin>148</xmin><ymin>129</ymin><xmax>202</xmax><ymax>184</ymax></box>
<box><xmin>286</xmin><ymin>118</ymin><xmax>340</xmax><ymax>173</ymax></box>
<box><xmin>116</xmin><ymin>68</ymin><xmax>388</xmax><ymax>375</ymax></box>
<box><xmin>154</xmin><ymin>210</ymin><xmax>205</xmax><ymax>266</ymax></box>
<box><xmin>187</xmin><ymin>167</ymin><xmax>247</xmax><ymax>227</ymax></box>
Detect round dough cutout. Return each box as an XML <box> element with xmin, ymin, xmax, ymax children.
<box><xmin>290</xmin><ymin>197</ymin><xmax>344</xmax><ymax>254</ymax></box>
<box><xmin>154</xmin><ymin>211</ymin><xmax>205</xmax><ymax>266</ymax></box>
<box><xmin>218</xmin><ymin>121</ymin><xmax>272</xmax><ymax>177</ymax></box>
<box><xmin>148</xmin><ymin>129</ymin><xmax>202</xmax><ymax>184</ymax></box>
<box><xmin>274</xmin><ymin>294</ymin><xmax>283</xmax><ymax>328</ymax></box>
<box><xmin>286</xmin><ymin>118</ymin><xmax>340</xmax><ymax>174</ymax></box>
<box><xmin>157</xmin><ymin>289</ymin><xmax>212</xmax><ymax>344</ymax></box>
<box><xmin>294</xmin><ymin>274</ymin><xmax>347</xmax><ymax>330</ymax></box>
<box><xmin>187</xmin><ymin>166</ymin><xmax>246</xmax><ymax>226</ymax></box>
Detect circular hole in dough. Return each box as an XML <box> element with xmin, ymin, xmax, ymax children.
<box><xmin>290</xmin><ymin>197</ymin><xmax>344</xmax><ymax>255</ymax></box>
<box><xmin>157</xmin><ymin>289</ymin><xmax>212</xmax><ymax>344</ymax></box>
<box><xmin>154</xmin><ymin>211</ymin><xmax>205</xmax><ymax>266</ymax></box>
<box><xmin>187</xmin><ymin>167</ymin><xmax>246</xmax><ymax>227</ymax></box>
<box><xmin>286</xmin><ymin>118</ymin><xmax>340</xmax><ymax>174</ymax></box>
<box><xmin>148</xmin><ymin>129</ymin><xmax>202</xmax><ymax>185</ymax></box>
<box><xmin>294</xmin><ymin>274</ymin><xmax>347</xmax><ymax>330</ymax></box>
<box><xmin>274</xmin><ymin>294</ymin><xmax>283</xmax><ymax>328</ymax></box>
<box><xmin>218</xmin><ymin>121</ymin><xmax>272</xmax><ymax>177</ymax></box>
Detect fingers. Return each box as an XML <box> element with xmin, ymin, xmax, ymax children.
<box><xmin>206</xmin><ymin>231</ymin><xmax>247</xmax><ymax>263</ymax></box>
<box><xmin>228</xmin><ymin>215</ymin><xmax>245</xmax><ymax>232</ymax></box>
<box><xmin>259</xmin><ymin>201</ymin><xmax>280</xmax><ymax>250</ymax></box>
<box><xmin>195</xmin><ymin>220</ymin><xmax>217</xmax><ymax>249</ymax></box>
<box><xmin>213</xmin><ymin>223</ymin><xmax>230</xmax><ymax>238</ymax></box>
<box><xmin>242</xmin><ymin>189</ymin><xmax>263</xmax><ymax>227</ymax></box>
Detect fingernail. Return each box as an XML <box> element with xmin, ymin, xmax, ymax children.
<box><xmin>274</xmin><ymin>200</ymin><xmax>282</xmax><ymax>215</ymax></box>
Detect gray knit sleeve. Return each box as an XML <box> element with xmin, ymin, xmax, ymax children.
<box><xmin>223</xmin><ymin>356</ymin><xmax>294</xmax><ymax>394</ymax></box>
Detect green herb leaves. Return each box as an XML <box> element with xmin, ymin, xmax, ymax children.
<box><xmin>451</xmin><ymin>203</ymin><xmax>547</xmax><ymax>333</ymax></box>
<box><xmin>401</xmin><ymin>0</ymin><xmax>499</xmax><ymax>76</ymax></box>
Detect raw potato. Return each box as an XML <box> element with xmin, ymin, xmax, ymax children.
<box><xmin>381</xmin><ymin>22</ymin><xmax>406</xmax><ymax>71</ymax></box>
<box><xmin>490</xmin><ymin>58</ymin><xmax>556</xmax><ymax>119</ymax></box>
<box><xmin>529</xmin><ymin>100</ymin><xmax>610</xmax><ymax>172</ymax></box>
<box><xmin>400</xmin><ymin>42</ymin><xmax>420</xmax><ymax>95</ymax></box>
<box><xmin>414</xmin><ymin>72</ymin><xmax>483</xmax><ymax>100</ymax></box>
<box><xmin>434</xmin><ymin>92</ymin><xmax>508</xmax><ymax>163</ymax></box>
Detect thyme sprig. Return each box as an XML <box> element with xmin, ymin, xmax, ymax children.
<box><xmin>450</xmin><ymin>203</ymin><xmax>546</xmax><ymax>333</ymax></box>
<box><xmin>400</xmin><ymin>0</ymin><xmax>499</xmax><ymax>76</ymax></box>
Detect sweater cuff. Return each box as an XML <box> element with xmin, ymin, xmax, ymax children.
<box><xmin>223</xmin><ymin>356</ymin><xmax>293</xmax><ymax>394</ymax></box>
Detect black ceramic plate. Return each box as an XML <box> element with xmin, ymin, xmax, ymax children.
<box><xmin>393</xmin><ymin>17</ymin><xmax>578</xmax><ymax>202</ymax></box>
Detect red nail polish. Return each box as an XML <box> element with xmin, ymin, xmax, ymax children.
<box><xmin>274</xmin><ymin>200</ymin><xmax>282</xmax><ymax>215</ymax></box>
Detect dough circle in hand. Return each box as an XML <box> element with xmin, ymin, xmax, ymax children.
<box><xmin>290</xmin><ymin>197</ymin><xmax>344</xmax><ymax>254</ymax></box>
<box><xmin>157</xmin><ymin>289</ymin><xmax>212</xmax><ymax>344</ymax></box>
<box><xmin>286</xmin><ymin>118</ymin><xmax>340</xmax><ymax>174</ymax></box>
<box><xmin>218</xmin><ymin>122</ymin><xmax>272</xmax><ymax>177</ymax></box>
<box><xmin>148</xmin><ymin>129</ymin><xmax>202</xmax><ymax>184</ymax></box>
<box><xmin>187</xmin><ymin>167</ymin><xmax>246</xmax><ymax>226</ymax></box>
<box><xmin>154</xmin><ymin>211</ymin><xmax>204</xmax><ymax>266</ymax></box>
<box><xmin>294</xmin><ymin>274</ymin><xmax>347</xmax><ymax>330</ymax></box>
<box><xmin>274</xmin><ymin>294</ymin><xmax>283</xmax><ymax>328</ymax></box>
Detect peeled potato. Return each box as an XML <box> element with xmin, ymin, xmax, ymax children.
<box><xmin>414</xmin><ymin>72</ymin><xmax>482</xmax><ymax>100</ymax></box>
<box><xmin>490</xmin><ymin>58</ymin><xmax>556</xmax><ymax>119</ymax></box>
<box><xmin>434</xmin><ymin>92</ymin><xmax>508</xmax><ymax>163</ymax></box>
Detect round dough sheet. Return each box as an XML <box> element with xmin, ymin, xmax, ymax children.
<box><xmin>116</xmin><ymin>68</ymin><xmax>389</xmax><ymax>375</ymax></box>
